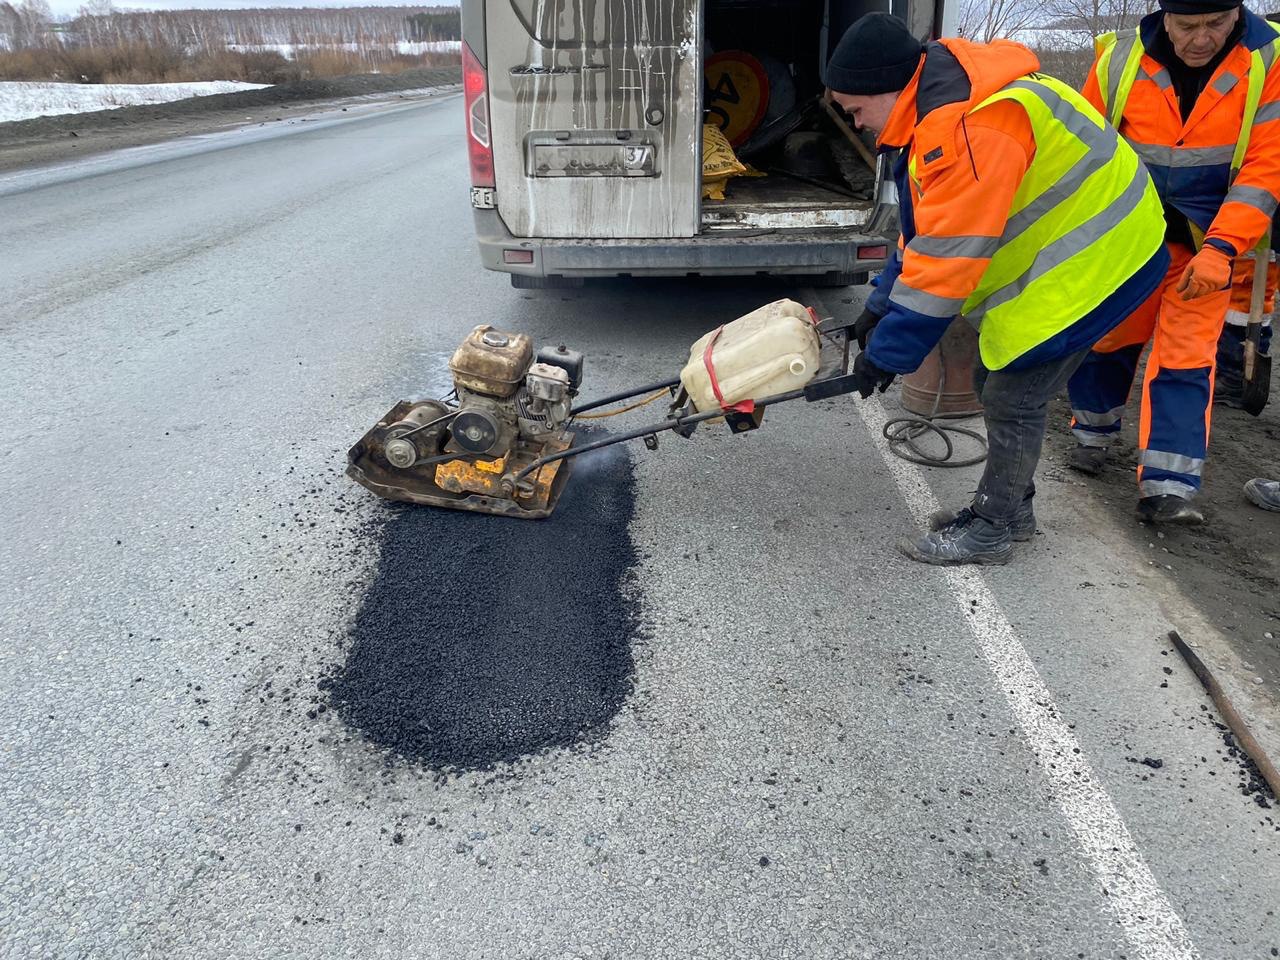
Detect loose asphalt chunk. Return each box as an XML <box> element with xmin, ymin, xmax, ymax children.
<box><xmin>323</xmin><ymin>441</ymin><xmax>639</xmax><ymax>772</ymax></box>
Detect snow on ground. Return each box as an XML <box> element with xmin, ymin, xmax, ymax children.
<box><xmin>0</xmin><ymin>80</ymin><xmax>270</xmax><ymax>124</ymax></box>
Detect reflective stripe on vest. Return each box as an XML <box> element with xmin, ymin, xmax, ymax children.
<box><xmin>1096</xmin><ymin>29</ymin><xmax>1145</xmax><ymax>129</ymax></box>
<box><xmin>943</xmin><ymin>75</ymin><xmax>1165</xmax><ymax>370</ymax></box>
<box><xmin>1233</xmin><ymin>42</ymin><xmax>1272</xmax><ymax>173</ymax></box>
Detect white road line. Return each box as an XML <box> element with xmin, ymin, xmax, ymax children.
<box><xmin>804</xmin><ymin>291</ymin><xmax>1198</xmax><ymax>960</ymax></box>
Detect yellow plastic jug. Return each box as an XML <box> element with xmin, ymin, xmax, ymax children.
<box><xmin>680</xmin><ymin>299</ymin><xmax>821</xmax><ymax>413</ymax></box>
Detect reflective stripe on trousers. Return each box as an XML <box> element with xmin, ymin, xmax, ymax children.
<box><xmin>1065</xmin><ymin>243</ymin><xmax>1230</xmax><ymax>499</ymax></box>
<box><xmin>1140</xmin><ymin>476</ymin><xmax>1198</xmax><ymax>498</ymax></box>
<box><xmin>1070</xmin><ymin>404</ymin><xmax>1126</xmax><ymax>448</ymax></box>
<box><xmin>1140</xmin><ymin>449</ymin><xmax>1205</xmax><ymax>499</ymax></box>
<box><xmin>1072</xmin><ymin>405</ymin><xmax>1126</xmax><ymax>427</ymax></box>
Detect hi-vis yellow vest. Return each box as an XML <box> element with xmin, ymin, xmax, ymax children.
<box><xmin>1095</xmin><ymin>26</ymin><xmax>1279</xmax><ymax>178</ymax></box>
<box><xmin>910</xmin><ymin>74</ymin><xmax>1165</xmax><ymax>370</ymax></box>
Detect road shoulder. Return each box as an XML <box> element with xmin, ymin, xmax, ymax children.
<box><xmin>1041</xmin><ymin>391</ymin><xmax>1280</xmax><ymax>777</ymax></box>
<box><xmin>816</xmin><ymin>285</ymin><xmax>1279</xmax><ymax>802</ymax></box>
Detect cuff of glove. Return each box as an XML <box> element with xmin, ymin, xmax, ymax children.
<box><xmin>1202</xmin><ymin>237</ymin><xmax>1237</xmax><ymax>259</ymax></box>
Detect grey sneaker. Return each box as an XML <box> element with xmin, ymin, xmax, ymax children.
<box><xmin>1137</xmin><ymin>494</ymin><xmax>1204</xmax><ymax>525</ymax></box>
<box><xmin>1244</xmin><ymin>478</ymin><xmax>1280</xmax><ymax>512</ymax></box>
<box><xmin>900</xmin><ymin>513</ymin><xmax>1014</xmax><ymax>566</ymax></box>
<box><xmin>1068</xmin><ymin>445</ymin><xmax>1108</xmax><ymax>475</ymax></box>
<box><xmin>930</xmin><ymin>505</ymin><xmax>1036</xmax><ymax>542</ymax></box>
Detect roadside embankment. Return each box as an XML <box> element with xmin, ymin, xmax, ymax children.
<box><xmin>0</xmin><ymin>66</ymin><xmax>461</xmax><ymax>172</ymax></box>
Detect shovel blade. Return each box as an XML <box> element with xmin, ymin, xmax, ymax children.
<box><xmin>1241</xmin><ymin>351</ymin><xmax>1272</xmax><ymax>417</ymax></box>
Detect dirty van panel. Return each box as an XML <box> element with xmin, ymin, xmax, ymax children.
<box><xmin>485</xmin><ymin>0</ymin><xmax>701</xmax><ymax>240</ymax></box>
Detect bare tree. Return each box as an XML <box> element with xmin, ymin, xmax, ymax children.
<box><xmin>62</xmin><ymin>6</ymin><xmax>459</xmax><ymax>52</ymax></box>
<box><xmin>1043</xmin><ymin>0</ymin><xmax>1158</xmax><ymax>37</ymax></box>
<box><xmin>0</xmin><ymin>3</ymin><xmax>16</xmax><ymax>49</ymax></box>
<box><xmin>3</xmin><ymin>0</ymin><xmax>52</xmax><ymax>48</ymax></box>
<box><xmin>956</xmin><ymin>0</ymin><xmax>1040</xmax><ymax>42</ymax></box>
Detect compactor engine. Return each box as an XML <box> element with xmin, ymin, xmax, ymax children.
<box><xmin>347</xmin><ymin>325</ymin><xmax>584</xmax><ymax>518</ymax></box>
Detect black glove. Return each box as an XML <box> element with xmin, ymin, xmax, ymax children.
<box><xmin>852</xmin><ymin>351</ymin><xmax>896</xmax><ymax>399</ymax></box>
<box><xmin>853</xmin><ymin>305</ymin><xmax>883</xmax><ymax>351</ymax></box>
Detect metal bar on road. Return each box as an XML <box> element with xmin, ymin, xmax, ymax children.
<box><xmin>1169</xmin><ymin>630</ymin><xmax>1280</xmax><ymax>801</ymax></box>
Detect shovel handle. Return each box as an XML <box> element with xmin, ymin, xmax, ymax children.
<box><xmin>1244</xmin><ymin>239</ymin><xmax>1270</xmax><ymax>381</ymax></box>
<box><xmin>820</xmin><ymin>94</ymin><xmax>878</xmax><ymax>173</ymax></box>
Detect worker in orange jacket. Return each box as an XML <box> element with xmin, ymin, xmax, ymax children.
<box><xmin>829</xmin><ymin>14</ymin><xmax>1168</xmax><ymax>564</ymax></box>
<box><xmin>1066</xmin><ymin>0</ymin><xmax>1280</xmax><ymax>523</ymax></box>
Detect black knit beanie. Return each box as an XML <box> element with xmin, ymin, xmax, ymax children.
<box><xmin>824</xmin><ymin>13</ymin><xmax>924</xmax><ymax>95</ymax></box>
<box><xmin>1158</xmin><ymin>0</ymin><xmax>1241</xmax><ymax>13</ymax></box>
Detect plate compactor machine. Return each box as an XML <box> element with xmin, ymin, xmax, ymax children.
<box><xmin>346</xmin><ymin>299</ymin><xmax>866</xmax><ymax>519</ymax></box>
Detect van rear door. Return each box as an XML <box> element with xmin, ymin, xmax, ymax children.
<box><xmin>484</xmin><ymin>0</ymin><xmax>701</xmax><ymax>240</ymax></box>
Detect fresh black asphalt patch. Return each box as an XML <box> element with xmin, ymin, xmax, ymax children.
<box><xmin>323</xmin><ymin>441</ymin><xmax>639</xmax><ymax>772</ymax></box>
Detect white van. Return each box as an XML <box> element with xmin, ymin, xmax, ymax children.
<box><xmin>461</xmin><ymin>0</ymin><xmax>949</xmax><ymax>288</ymax></box>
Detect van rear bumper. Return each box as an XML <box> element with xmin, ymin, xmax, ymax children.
<box><xmin>473</xmin><ymin>209</ymin><xmax>891</xmax><ymax>279</ymax></box>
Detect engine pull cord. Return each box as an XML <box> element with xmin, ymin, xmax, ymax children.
<box><xmin>880</xmin><ymin>337</ymin><xmax>988</xmax><ymax>468</ymax></box>
<box><xmin>574</xmin><ymin>387</ymin><xmax>671</xmax><ymax>420</ymax></box>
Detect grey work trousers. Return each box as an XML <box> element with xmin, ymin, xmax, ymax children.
<box><xmin>970</xmin><ymin>346</ymin><xmax>1092</xmax><ymax>525</ymax></box>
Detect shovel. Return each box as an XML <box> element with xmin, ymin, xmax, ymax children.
<box><xmin>1242</xmin><ymin>240</ymin><xmax>1273</xmax><ymax>417</ymax></box>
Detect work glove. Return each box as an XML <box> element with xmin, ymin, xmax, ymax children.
<box><xmin>853</xmin><ymin>305</ymin><xmax>884</xmax><ymax>350</ymax></box>
<box><xmin>852</xmin><ymin>350</ymin><xmax>896</xmax><ymax>399</ymax></box>
<box><xmin>1176</xmin><ymin>246</ymin><xmax>1233</xmax><ymax>301</ymax></box>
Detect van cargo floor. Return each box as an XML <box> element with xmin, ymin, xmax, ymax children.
<box><xmin>702</xmin><ymin>176</ymin><xmax>873</xmax><ymax>231</ymax></box>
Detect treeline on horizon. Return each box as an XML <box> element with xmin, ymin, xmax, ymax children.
<box><xmin>0</xmin><ymin>2</ymin><xmax>461</xmax><ymax>84</ymax></box>
<box><xmin>2</xmin><ymin>4</ymin><xmax>460</xmax><ymax>49</ymax></box>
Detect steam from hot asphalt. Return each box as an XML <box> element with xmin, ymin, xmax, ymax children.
<box><xmin>324</xmin><ymin>440</ymin><xmax>638</xmax><ymax>771</ymax></box>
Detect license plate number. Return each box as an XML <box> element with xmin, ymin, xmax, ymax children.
<box><xmin>530</xmin><ymin>142</ymin><xmax>657</xmax><ymax>178</ymax></box>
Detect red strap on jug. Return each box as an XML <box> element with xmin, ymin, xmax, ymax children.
<box><xmin>702</xmin><ymin>325</ymin><xmax>756</xmax><ymax>414</ymax></box>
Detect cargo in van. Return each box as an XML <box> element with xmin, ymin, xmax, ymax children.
<box><xmin>461</xmin><ymin>0</ymin><xmax>950</xmax><ymax>287</ymax></box>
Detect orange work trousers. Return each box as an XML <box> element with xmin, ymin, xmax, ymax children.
<box><xmin>1067</xmin><ymin>243</ymin><xmax>1232</xmax><ymax>499</ymax></box>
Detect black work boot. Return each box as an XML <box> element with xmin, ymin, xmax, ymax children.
<box><xmin>900</xmin><ymin>513</ymin><xmax>1014</xmax><ymax>566</ymax></box>
<box><xmin>930</xmin><ymin>504</ymin><xmax>1036</xmax><ymax>542</ymax></box>
<box><xmin>1137</xmin><ymin>494</ymin><xmax>1204</xmax><ymax>525</ymax></box>
<box><xmin>1067</xmin><ymin>444</ymin><xmax>1108</xmax><ymax>475</ymax></box>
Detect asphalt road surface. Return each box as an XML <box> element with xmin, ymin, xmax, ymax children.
<box><xmin>2</xmin><ymin>93</ymin><xmax>1278</xmax><ymax>960</ymax></box>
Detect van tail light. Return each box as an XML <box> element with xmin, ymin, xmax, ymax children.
<box><xmin>463</xmin><ymin>41</ymin><xmax>495</xmax><ymax>189</ymax></box>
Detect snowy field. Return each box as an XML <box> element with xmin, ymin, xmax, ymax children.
<box><xmin>0</xmin><ymin>80</ymin><xmax>270</xmax><ymax>124</ymax></box>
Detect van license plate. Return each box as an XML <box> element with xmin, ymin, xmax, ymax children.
<box><xmin>531</xmin><ymin>143</ymin><xmax>657</xmax><ymax>178</ymax></box>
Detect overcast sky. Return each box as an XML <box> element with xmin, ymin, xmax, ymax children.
<box><xmin>46</xmin><ymin>0</ymin><xmax>434</xmax><ymax>17</ymax></box>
